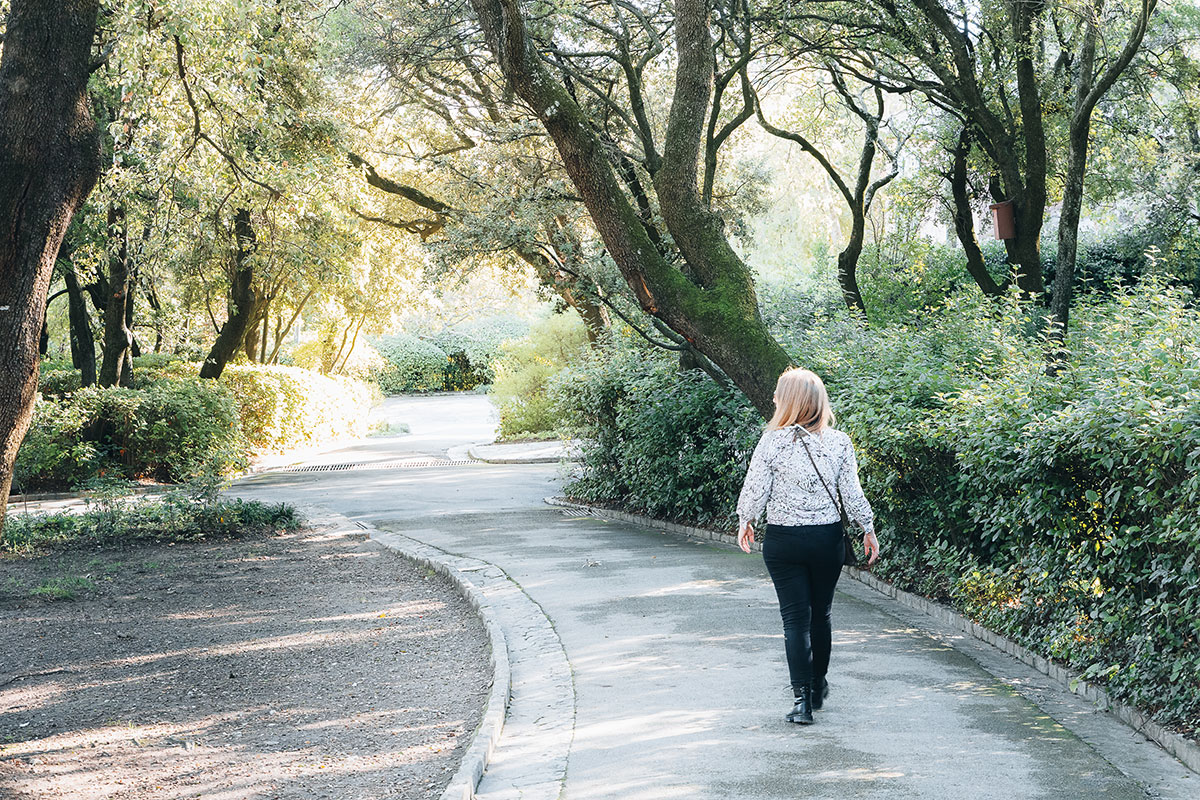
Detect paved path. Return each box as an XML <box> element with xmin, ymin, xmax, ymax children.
<box><xmin>231</xmin><ymin>394</ymin><xmax>1196</xmax><ymax>800</ymax></box>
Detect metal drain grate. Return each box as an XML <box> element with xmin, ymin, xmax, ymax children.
<box><xmin>279</xmin><ymin>458</ymin><xmax>478</xmax><ymax>473</ymax></box>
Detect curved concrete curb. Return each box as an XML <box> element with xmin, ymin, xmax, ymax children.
<box><xmin>466</xmin><ymin>444</ymin><xmax>563</xmax><ymax>464</ymax></box>
<box><xmin>301</xmin><ymin>507</ymin><xmax>510</xmax><ymax>800</ymax></box>
<box><xmin>544</xmin><ymin>495</ymin><xmax>1200</xmax><ymax>777</ymax></box>
<box><xmin>465</xmin><ymin>440</ymin><xmax>578</xmax><ymax>464</ymax></box>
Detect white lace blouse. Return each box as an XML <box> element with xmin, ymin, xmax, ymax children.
<box><xmin>736</xmin><ymin>425</ymin><xmax>875</xmax><ymax>534</ymax></box>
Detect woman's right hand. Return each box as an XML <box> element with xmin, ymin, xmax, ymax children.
<box><xmin>737</xmin><ymin>521</ymin><xmax>755</xmax><ymax>553</ymax></box>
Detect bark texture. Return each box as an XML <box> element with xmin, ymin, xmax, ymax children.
<box><xmin>470</xmin><ymin>0</ymin><xmax>791</xmax><ymax>415</ymax></box>
<box><xmin>0</xmin><ymin>0</ymin><xmax>102</xmax><ymax>518</ymax></box>
<box><xmin>98</xmin><ymin>205</ymin><xmax>134</xmax><ymax>387</ymax></box>
<box><xmin>62</xmin><ymin>259</ymin><xmax>98</xmax><ymax>387</ymax></box>
<box><xmin>950</xmin><ymin>128</ymin><xmax>1006</xmax><ymax>297</ymax></box>
<box><xmin>199</xmin><ymin>209</ymin><xmax>258</xmax><ymax>379</ymax></box>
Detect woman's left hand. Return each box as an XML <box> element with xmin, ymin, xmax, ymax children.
<box><xmin>737</xmin><ymin>521</ymin><xmax>755</xmax><ymax>553</ymax></box>
<box><xmin>863</xmin><ymin>531</ymin><xmax>880</xmax><ymax>565</ymax></box>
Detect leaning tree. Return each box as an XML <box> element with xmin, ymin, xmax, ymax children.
<box><xmin>0</xmin><ymin>0</ymin><xmax>103</xmax><ymax>526</ymax></box>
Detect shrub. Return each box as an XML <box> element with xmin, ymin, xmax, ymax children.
<box><xmin>14</xmin><ymin>378</ymin><xmax>245</xmax><ymax>491</ymax></box>
<box><xmin>220</xmin><ymin>364</ymin><xmax>377</xmax><ymax>453</ymax></box>
<box><xmin>433</xmin><ymin>316</ymin><xmax>530</xmax><ymax>387</ymax></box>
<box><xmin>371</xmin><ymin>332</ymin><xmax>449</xmax><ymax>393</ymax></box>
<box><xmin>552</xmin><ymin>346</ymin><xmax>761</xmax><ymax>526</ymax></box>
<box><xmin>16</xmin><ymin>362</ymin><xmax>375</xmax><ymax>490</ymax></box>
<box><xmin>491</xmin><ymin>311</ymin><xmax>590</xmax><ymax>437</ymax></box>
<box><xmin>12</xmin><ymin>397</ymin><xmax>101</xmax><ymax>491</ymax></box>
<box><xmin>38</xmin><ymin>360</ymin><xmax>83</xmax><ymax>396</ymax></box>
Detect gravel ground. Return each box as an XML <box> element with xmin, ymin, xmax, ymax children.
<box><xmin>0</xmin><ymin>522</ymin><xmax>490</xmax><ymax>799</ymax></box>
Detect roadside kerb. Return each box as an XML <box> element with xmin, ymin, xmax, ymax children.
<box><xmin>465</xmin><ymin>440</ymin><xmax>580</xmax><ymax>465</ymax></box>
<box><xmin>543</xmin><ymin>495</ymin><xmax>1200</xmax><ymax>776</ymax></box>
<box><xmin>301</xmin><ymin>506</ymin><xmax>511</xmax><ymax>800</ymax></box>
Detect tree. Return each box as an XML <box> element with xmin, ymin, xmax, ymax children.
<box><xmin>754</xmin><ymin>66</ymin><xmax>903</xmax><ymax>316</ymax></box>
<box><xmin>0</xmin><ymin>0</ymin><xmax>102</xmax><ymax>526</ymax></box>
<box><xmin>467</xmin><ymin>0</ymin><xmax>792</xmax><ymax>414</ymax></box>
<box><xmin>1048</xmin><ymin>0</ymin><xmax>1158</xmax><ymax>355</ymax></box>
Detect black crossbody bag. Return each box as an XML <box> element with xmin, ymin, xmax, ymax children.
<box><xmin>794</xmin><ymin>429</ymin><xmax>861</xmax><ymax>568</ymax></box>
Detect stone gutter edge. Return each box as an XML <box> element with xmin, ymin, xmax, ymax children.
<box><xmin>543</xmin><ymin>495</ymin><xmax>1200</xmax><ymax>776</ymax></box>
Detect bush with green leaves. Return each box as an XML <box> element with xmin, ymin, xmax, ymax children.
<box><xmin>552</xmin><ymin>345</ymin><xmax>762</xmax><ymax>527</ymax></box>
<box><xmin>17</xmin><ymin>361</ymin><xmax>376</xmax><ymax>491</ymax></box>
<box><xmin>560</xmin><ymin>282</ymin><xmax>1200</xmax><ymax>735</ymax></box>
<box><xmin>432</xmin><ymin>316</ymin><xmax>530</xmax><ymax>388</ymax></box>
<box><xmin>491</xmin><ymin>311</ymin><xmax>590</xmax><ymax>437</ymax></box>
<box><xmin>219</xmin><ymin>364</ymin><xmax>377</xmax><ymax>453</ymax></box>
<box><xmin>371</xmin><ymin>332</ymin><xmax>450</xmax><ymax>393</ymax></box>
<box><xmin>37</xmin><ymin>360</ymin><xmax>83</xmax><ymax>396</ymax></box>
<box><xmin>14</xmin><ymin>377</ymin><xmax>246</xmax><ymax>491</ymax></box>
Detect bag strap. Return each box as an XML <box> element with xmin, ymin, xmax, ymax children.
<box><xmin>793</xmin><ymin>428</ymin><xmax>844</xmax><ymax>519</ymax></box>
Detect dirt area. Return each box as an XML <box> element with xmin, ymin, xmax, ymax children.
<box><xmin>0</xmin><ymin>523</ymin><xmax>490</xmax><ymax>799</ymax></box>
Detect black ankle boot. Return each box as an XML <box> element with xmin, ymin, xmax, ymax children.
<box><xmin>811</xmin><ymin>677</ymin><xmax>829</xmax><ymax>710</ymax></box>
<box><xmin>786</xmin><ymin>687</ymin><xmax>814</xmax><ymax>724</ymax></box>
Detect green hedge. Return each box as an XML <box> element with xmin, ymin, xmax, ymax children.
<box><xmin>18</xmin><ymin>361</ymin><xmax>377</xmax><ymax>491</ymax></box>
<box><xmin>370</xmin><ymin>318</ymin><xmax>530</xmax><ymax>394</ymax></box>
<box><xmin>16</xmin><ymin>378</ymin><xmax>245</xmax><ymax>490</ymax></box>
<box><xmin>371</xmin><ymin>333</ymin><xmax>450</xmax><ymax>393</ymax></box>
<box><xmin>552</xmin><ymin>347</ymin><xmax>761</xmax><ymax>526</ymax></box>
<box><xmin>557</xmin><ymin>283</ymin><xmax>1200</xmax><ymax>736</ymax></box>
<box><xmin>220</xmin><ymin>364</ymin><xmax>377</xmax><ymax>453</ymax></box>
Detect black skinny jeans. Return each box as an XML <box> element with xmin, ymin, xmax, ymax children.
<box><xmin>762</xmin><ymin>522</ymin><xmax>844</xmax><ymax>697</ymax></box>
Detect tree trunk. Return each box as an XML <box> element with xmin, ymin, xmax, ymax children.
<box><xmin>62</xmin><ymin>262</ymin><xmax>98</xmax><ymax>387</ymax></box>
<box><xmin>259</xmin><ymin>305</ymin><xmax>269</xmax><ymax>362</ymax></box>
<box><xmin>99</xmin><ymin>205</ymin><xmax>135</xmax><ymax>387</ymax></box>
<box><xmin>951</xmin><ymin>129</ymin><xmax>1006</xmax><ymax>296</ymax></box>
<box><xmin>470</xmin><ymin>0</ymin><xmax>791</xmax><ymax>416</ymax></box>
<box><xmin>0</xmin><ymin>0</ymin><xmax>102</xmax><ymax>524</ymax></box>
<box><xmin>837</xmin><ymin>212</ymin><xmax>868</xmax><ymax>315</ymax></box>
<box><xmin>199</xmin><ymin>208</ymin><xmax>257</xmax><ymax>379</ymax></box>
<box><xmin>126</xmin><ymin>274</ymin><xmax>140</xmax><ymax>362</ymax></box>
<box><xmin>1047</xmin><ymin>0</ymin><xmax>1155</xmax><ymax>361</ymax></box>
<box><xmin>38</xmin><ymin>311</ymin><xmax>50</xmax><ymax>357</ymax></box>
<box><xmin>266</xmin><ymin>288</ymin><xmax>314</xmax><ymax>365</ymax></box>
<box><xmin>243</xmin><ymin>308</ymin><xmax>262</xmax><ymax>362</ymax></box>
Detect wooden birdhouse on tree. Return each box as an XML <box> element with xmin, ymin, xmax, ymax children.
<box><xmin>989</xmin><ymin>201</ymin><xmax>1016</xmax><ymax>240</ymax></box>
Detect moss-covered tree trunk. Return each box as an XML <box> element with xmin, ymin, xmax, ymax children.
<box><xmin>0</xmin><ymin>0</ymin><xmax>102</xmax><ymax>527</ymax></box>
<box><xmin>1048</xmin><ymin>1</ymin><xmax>1155</xmax><ymax>359</ymax></box>
<box><xmin>469</xmin><ymin>0</ymin><xmax>790</xmax><ymax>415</ymax></box>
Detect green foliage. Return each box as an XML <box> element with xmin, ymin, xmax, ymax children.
<box><xmin>14</xmin><ymin>378</ymin><xmax>245</xmax><ymax>491</ymax></box>
<box><xmin>431</xmin><ymin>316</ymin><xmax>530</xmax><ymax>389</ymax></box>
<box><xmin>552</xmin><ymin>346</ymin><xmax>762</xmax><ymax>527</ymax></box>
<box><xmin>859</xmin><ymin>237</ymin><xmax>980</xmax><ymax>324</ymax></box>
<box><xmin>2</xmin><ymin>487</ymin><xmax>301</xmax><ymax>556</ymax></box>
<box><xmin>219</xmin><ymin>364</ymin><xmax>377</xmax><ymax>453</ymax></box>
<box><xmin>37</xmin><ymin>360</ymin><xmax>84</xmax><ymax>396</ymax></box>
<box><xmin>17</xmin><ymin>362</ymin><xmax>376</xmax><ymax>490</ymax></box>
<box><xmin>371</xmin><ymin>333</ymin><xmax>450</xmax><ymax>393</ymax></box>
<box><xmin>491</xmin><ymin>311</ymin><xmax>590</xmax><ymax>437</ymax></box>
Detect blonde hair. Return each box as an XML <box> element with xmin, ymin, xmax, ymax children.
<box><xmin>766</xmin><ymin>368</ymin><xmax>835</xmax><ymax>432</ymax></box>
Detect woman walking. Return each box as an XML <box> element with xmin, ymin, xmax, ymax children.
<box><xmin>736</xmin><ymin>368</ymin><xmax>879</xmax><ymax>725</ymax></box>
